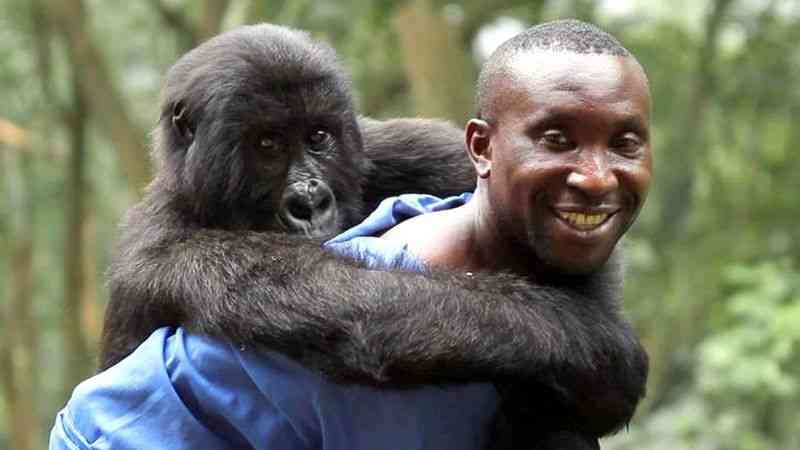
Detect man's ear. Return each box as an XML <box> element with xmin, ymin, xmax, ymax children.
<box><xmin>172</xmin><ymin>101</ymin><xmax>195</xmax><ymax>143</ymax></box>
<box><xmin>465</xmin><ymin>118</ymin><xmax>492</xmax><ymax>178</ymax></box>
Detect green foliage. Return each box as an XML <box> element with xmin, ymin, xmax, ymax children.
<box><xmin>701</xmin><ymin>262</ymin><xmax>800</xmax><ymax>398</ymax></box>
<box><xmin>609</xmin><ymin>261</ymin><xmax>800</xmax><ymax>450</ymax></box>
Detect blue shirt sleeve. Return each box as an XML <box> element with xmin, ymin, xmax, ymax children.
<box><xmin>324</xmin><ymin>192</ymin><xmax>472</xmax><ymax>272</ymax></box>
<box><xmin>51</xmin><ymin>328</ymin><xmax>317</xmax><ymax>450</ymax></box>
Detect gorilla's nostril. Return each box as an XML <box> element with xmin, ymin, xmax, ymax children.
<box><xmin>317</xmin><ymin>194</ymin><xmax>331</xmax><ymax>212</ymax></box>
<box><xmin>281</xmin><ymin>180</ymin><xmax>336</xmax><ymax>229</ymax></box>
<box><xmin>287</xmin><ymin>197</ymin><xmax>313</xmax><ymax>221</ymax></box>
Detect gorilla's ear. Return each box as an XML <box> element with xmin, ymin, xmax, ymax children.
<box><xmin>172</xmin><ymin>101</ymin><xmax>195</xmax><ymax>143</ymax></box>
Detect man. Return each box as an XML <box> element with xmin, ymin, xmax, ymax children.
<box><xmin>51</xmin><ymin>19</ymin><xmax>651</xmax><ymax>450</ymax></box>
<box><xmin>384</xmin><ymin>20</ymin><xmax>651</xmax><ymax>284</ymax></box>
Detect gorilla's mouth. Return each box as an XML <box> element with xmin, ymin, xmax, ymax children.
<box><xmin>276</xmin><ymin>209</ymin><xmax>339</xmax><ymax>238</ymax></box>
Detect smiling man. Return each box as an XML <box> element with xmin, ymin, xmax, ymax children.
<box><xmin>384</xmin><ymin>20</ymin><xmax>651</xmax><ymax>283</ymax></box>
<box><xmin>382</xmin><ymin>20</ymin><xmax>653</xmax><ymax>448</ymax></box>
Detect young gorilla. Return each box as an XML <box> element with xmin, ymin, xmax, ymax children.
<box><xmin>93</xmin><ymin>22</ymin><xmax>646</xmax><ymax>448</ymax></box>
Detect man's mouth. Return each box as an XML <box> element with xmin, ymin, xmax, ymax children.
<box><xmin>554</xmin><ymin>210</ymin><xmax>616</xmax><ymax>231</ymax></box>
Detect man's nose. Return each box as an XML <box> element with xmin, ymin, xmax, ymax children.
<box><xmin>566</xmin><ymin>151</ymin><xmax>619</xmax><ymax>198</ymax></box>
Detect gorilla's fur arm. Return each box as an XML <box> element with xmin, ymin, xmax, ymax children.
<box><xmin>359</xmin><ymin>117</ymin><xmax>477</xmax><ymax>212</ymax></box>
<box><xmin>102</xmin><ymin>190</ymin><xmax>645</xmax><ymax>436</ymax></box>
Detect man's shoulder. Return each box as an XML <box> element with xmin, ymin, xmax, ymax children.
<box><xmin>327</xmin><ymin>193</ymin><xmax>472</xmax><ymax>244</ymax></box>
<box><xmin>379</xmin><ymin>194</ymin><xmax>473</xmax><ymax>269</ymax></box>
<box><xmin>379</xmin><ymin>209</ymin><xmax>445</xmax><ymax>244</ymax></box>
<box><xmin>324</xmin><ymin>193</ymin><xmax>471</xmax><ymax>271</ymax></box>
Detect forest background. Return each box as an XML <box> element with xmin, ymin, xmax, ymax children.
<box><xmin>1</xmin><ymin>0</ymin><xmax>798</xmax><ymax>449</ymax></box>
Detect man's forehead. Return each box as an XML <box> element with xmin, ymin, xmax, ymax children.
<box><xmin>519</xmin><ymin>51</ymin><xmax>643</xmax><ymax>89</ymax></box>
<box><xmin>487</xmin><ymin>50</ymin><xmax>650</xmax><ymax>118</ymax></box>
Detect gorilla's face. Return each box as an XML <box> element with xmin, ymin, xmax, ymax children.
<box><xmin>230</xmin><ymin>81</ymin><xmax>365</xmax><ymax>237</ymax></box>
<box><xmin>158</xmin><ymin>27</ymin><xmax>366</xmax><ymax>237</ymax></box>
<box><xmin>245</xmin><ymin>120</ymin><xmax>345</xmax><ymax>237</ymax></box>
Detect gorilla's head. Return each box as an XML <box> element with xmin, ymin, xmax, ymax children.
<box><xmin>153</xmin><ymin>24</ymin><xmax>367</xmax><ymax>237</ymax></box>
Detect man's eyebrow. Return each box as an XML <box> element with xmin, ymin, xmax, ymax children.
<box><xmin>522</xmin><ymin>109</ymin><xmax>649</xmax><ymax>132</ymax></box>
<box><xmin>553</xmin><ymin>81</ymin><xmax>585</xmax><ymax>92</ymax></box>
<box><xmin>524</xmin><ymin>110</ymin><xmax>580</xmax><ymax>128</ymax></box>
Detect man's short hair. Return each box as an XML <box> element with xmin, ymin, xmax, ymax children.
<box><xmin>477</xmin><ymin>19</ymin><xmax>633</xmax><ymax>119</ymax></box>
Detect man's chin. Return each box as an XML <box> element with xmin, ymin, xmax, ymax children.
<box><xmin>539</xmin><ymin>246</ymin><xmax>615</xmax><ymax>276</ymax></box>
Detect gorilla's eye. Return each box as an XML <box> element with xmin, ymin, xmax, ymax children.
<box><xmin>260</xmin><ymin>136</ymin><xmax>278</xmax><ymax>151</ymax></box>
<box><xmin>308</xmin><ymin>129</ymin><xmax>332</xmax><ymax>152</ymax></box>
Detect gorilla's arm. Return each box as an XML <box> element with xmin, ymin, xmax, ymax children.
<box><xmin>359</xmin><ymin>117</ymin><xmax>476</xmax><ymax>211</ymax></box>
<box><xmin>358</xmin><ymin>118</ymin><xmax>643</xmax><ymax>435</ymax></box>
<box><xmin>101</xmin><ymin>200</ymin><xmax>646</xmax><ymax>437</ymax></box>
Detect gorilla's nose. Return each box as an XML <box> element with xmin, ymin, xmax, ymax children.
<box><xmin>280</xmin><ymin>179</ymin><xmax>337</xmax><ymax>236</ymax></box>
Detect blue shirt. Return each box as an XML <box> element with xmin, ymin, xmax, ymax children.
<box><xmin>51</xmin><ymin>193</ymin><xmax>499</xmax><ymax>450</ymax></box>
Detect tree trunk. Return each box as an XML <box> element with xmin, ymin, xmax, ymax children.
<box><xmin>48</xmin><ymin>0</ymin><xmax>152</xmax><ymax>197</ymax></box>
<box><xmin>1</xmin><ymin>141</ymin><xmax>42</xmax><ymax>450</ymax></box>
<box><xmin>644</xmin><ymin>0</ymin><xmax>736</xmax><ymax>411</ymax></box>
<box><xmin>61</xmin><ymin>72</ymin><xmax>94</xmax><ymax>394</ymax></box>
<box><xmin>197</xmin><ymin>0</ymin><xmax>232</xmax><ymax>42</ymax></box>
<box><xmin>30</xmin><ymin>0</ymin><xmax>98</xmax><ymax>393</ymax></box>
<box><xmin>149</xmin><ymin>0</ymin><xmax>233</xmax><ymax>52</ymax></box>
<box><xmin>655</xmin><ymin>0</ymin><xmax>734</xmax><ymax>245</ymax></box>
<box><xmin>393</xmin><ymin>0</ymin><xmax>474</xmax><ymax>124</ymax></box>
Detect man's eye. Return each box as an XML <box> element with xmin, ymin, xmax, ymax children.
<box><xmin>308</xmin><ymin>129</ymin><xmax>332</xmax><ymax>152</ymax></box>
<box><xmin>612</xmin><ymin>133</ymin><xmax>643</xmax><ymax>156</ymax></box>
<box><xmin>540</xmin><ymin>130</ymin><xmax>572</xmax><ymax>149</ymax></box>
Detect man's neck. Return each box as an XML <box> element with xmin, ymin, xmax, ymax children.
<box><xmin>381</xmin><ymin>193</ymin><xmax>545</xmax><ymax>282</ymax></box>
<box><xmin>465</xmin><ymin>195</ymin><xmax>544</xmax><ymax>282</ymax></box>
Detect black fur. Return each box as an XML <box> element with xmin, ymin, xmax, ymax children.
<box><xmin>359</xmin><ymin>116</ymin><xmax>476</xmax><ymax>213</ymax></box>
<box><xmin>99</xmin><ymin>24</ymin><xmax>647</xmax><ymax>447</ymax></box>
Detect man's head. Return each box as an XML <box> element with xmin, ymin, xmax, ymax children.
<box><xmin>465</xmin><ymin>19</ymin><xmax>652</xmax><ymax>275</ymax></box>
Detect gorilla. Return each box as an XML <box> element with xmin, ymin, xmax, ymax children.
<box><xmin>99</xmin><ymin>24</ymin><xmax>647</xmax><ymax>448</ymax></box>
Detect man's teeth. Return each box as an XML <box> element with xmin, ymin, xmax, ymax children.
<box><xmin>558</xmin><ymin>212</ymin><xmax>609</xmax><ymax>229</ymax></box>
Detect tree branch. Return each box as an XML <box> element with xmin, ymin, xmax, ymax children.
<box><xmin>48</xmin><ymin>0</ymin><xmax>152</xmax><ymax>197</ymax></box>
<box><xmin>197</xmin><ymin>0</ymin><xmax>232</xmax><ymax>43</ymax></box>
<box><xmin>147</xmin><ymin>0</ymin><xmax>198</xmax><ymax>52</ymax></box>
<box><xmin>0</xmin><ymin>119</ymin><xmax>29</xmax><ymax>150</ymax></box>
